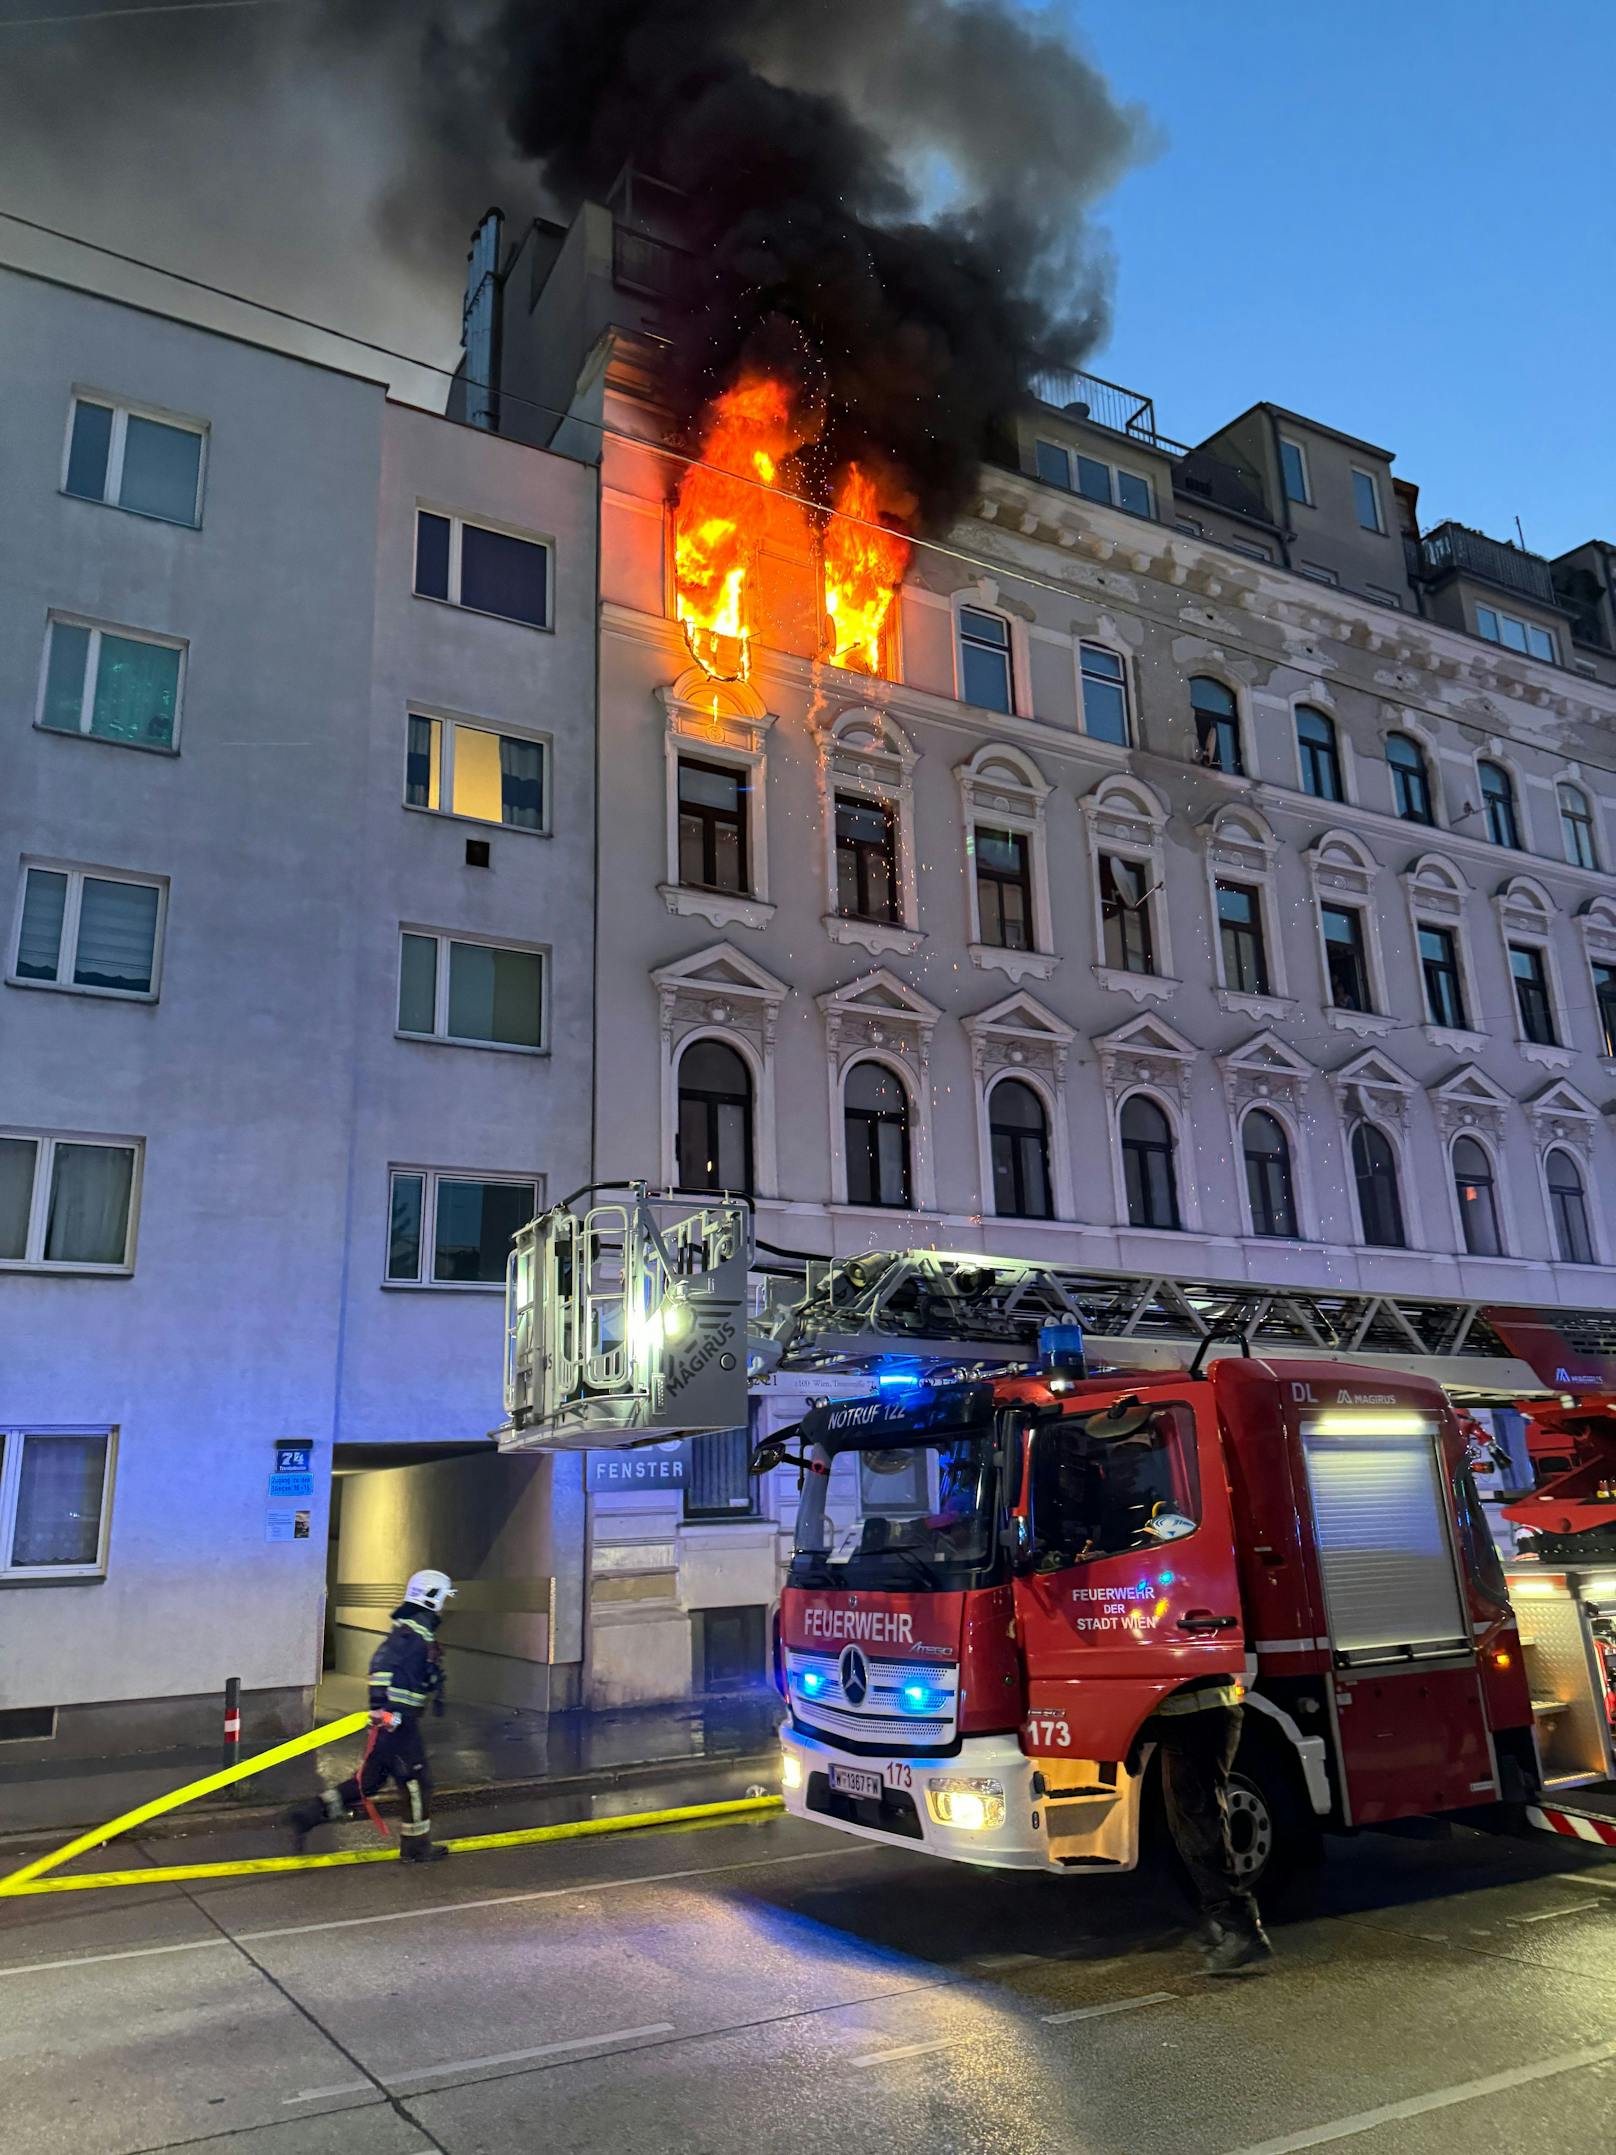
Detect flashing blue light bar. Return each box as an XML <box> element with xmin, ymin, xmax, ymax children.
<box><xmin>1039</xmin><ymin>1321</ymin><xmax>1086</xmax><ymax>1377</ymax></box>
<box><xmin>900</xmin><ymin>1683</ymin><xmax>941</xmax><ymax>1713</ymax></box>
<box><xmin>799</xmin><ymin>1669</ymin><xmax>826</xmax><ymax>1695</ymax></box>
<box><xmin>876</xmin><ymin>1368</ymin><xmax>923</xmax><ymax>1392</ymax></box>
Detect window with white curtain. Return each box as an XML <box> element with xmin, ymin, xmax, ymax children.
<box><xmin>0</xmin><ymin>1134</ymin><xmax>140</xmax><ymax>1270</ymax></box>
<box><xmin>10</xmin><ymin>864</ymin><xmax>164</xmax><ymax>997</ymax></box>
<box><xmin>0</xmin><ymin>1428</ymin><xmax>115</xmax><ymax>1578</ymax></box>
<box><xmin>39</xmin><ymin>616</ymin><xmax>185</xmax><ymax>752</ymax></box>
<box><xmin>63</xmin><ymin>395</ymin><xmax>206</xmax><ymax>526</ymax></box>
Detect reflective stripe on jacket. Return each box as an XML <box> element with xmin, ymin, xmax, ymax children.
<box><xmin>367</xmin><ymin>1604</ymin><xmax>443</xmax><ymax>1715</ymax></box>
<box><xmin>1155</xmin><ymin>1680</ymin><xmax>1243</xmax><ymax>1717</ymax></box>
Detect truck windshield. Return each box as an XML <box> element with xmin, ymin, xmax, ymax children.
<box><xmin>790</xmin><ymin>1430</ymin><xmax>996</xmax><ymax>1591</ymax></box>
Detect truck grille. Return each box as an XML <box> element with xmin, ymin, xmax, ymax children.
<box><xmin>784</xmin><ymin>1646</ymin><xmax>959</xmax><ymax>1748</ymax></box>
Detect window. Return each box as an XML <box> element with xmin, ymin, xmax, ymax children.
<box><xmin>39</xmin><ymin>617</ymin><xmax>182</xmax><ymax>751</ymax></box>
<box><xmin>1418</xmin><ymin>925</ymin><xmax>1467</xmax><ymax>1031</ymax></box>
<box><xmin>1075</xmin><ymin>453</ymin><xmax>1111</xmax><ymax>502</ymax></box>
<box><xmin>989</xmin><ymin>1079</ymin><xmax>1052</xmax><ymax>1220</ymax></box>
<box><xmin>0</xmin><ymin>1135</ymin><xmax>139</xmax><ymax>1270</ymax></box>
<box><xmin>1243</xmin><ymin>1109</ymin><xmax>1298</xmax><ymax>1239</ymax></box>
<box><xmin>1035</xmin><ymin>440</ymin><xmax>1071</xmax><ymax>488</ymax></box>
<box><xmin>1351</xmin><ymin>468</ymin><xmax>1384</xmax><ymax>533</ymax></box>
<box><xmin>1366</xmin><ymin>585</ymin><xmax>1404</xmax><ymax>610</ymax></box>
<box><xmin>1216</xmin><ymin>881</ymin><xmax>1269</xmax><ymax>996</ymax></box>
<box><xmin>1453</xmin><ymin>1136</ymin><xmax>1503</xmax><ymax>1257</ymax></box>
<box><xmin>1189</xmin><ymin>677</ymin><xmax>1242</xmax><ymax>774</ymax></box>
<box><xmin>1099</xmin><ymin>855</ymin><xmax>1156</xmax><ymax>973</ymax></box>
<box><xmin>685</xmin><ymin>1428</ymin><xmax>759</xmax><ymax>1520</ymax></box>
<box><xmin>973</xmin><ymin>827</ymin><xmax>1033</xmax><ymax>951</ymax></box>
<box><xmin>64</xmin><ymin>396</ymin><xmax>204</xmax><ymax>527</ymax></box>
<box><xmin>1226</xmin><ymin>540</ymin><xmax>1273</xmax><ymax>563</ymax></box>
<box><xmin>1560</xmin><ymin>784</ymin><xmax>1598</xmax><ymax>869</ymax></box>
<box><xmin>1120</xmin><ymin>1095</ymin><xmax>1179</xmax><ymax>1230</ymax></box>
<box><xmin>1296</xmin><ymin>706</ymin><xmax>1343</xmax><ymax>802</ymax></box>
<box><xmin>1386</xmin><ymin>734</ymin><xmax>1434</xmax><ymax>824</ymax></box>
<box><xmin>675</xmin><ymin>758</ymin><xmax>749</xmax><ymax>893</ymax></box>
<box><xmin>0</xmin><ymin>1429</ymin><xmax>114</xmax><ymax>1578</ymax></box>
<box><xmin>1478</xmin><ymin>761</ymin><xmax>1519</xmax><ymax>850</ymax></box>
<box><xmin>1029</xmin><ymin>1401</ymin><xmax>1200</xmax><ymax>1567</ymax></box>
<box><xmin>386</xmin><ymin>1170</ymin><xmax>538</xmax><ymax>1286</ymax></box>
<box><xmin>414</xmin><ymin>510</ymin><xmax>550</xmax><ymax>629</ymax></box>
<box><xmin>1546</xmin><ymin>1150</ymin><xmax>1594</xmax><ymax>1266</ymax></box>
<box><xmin>835</xmin><ymin>795</ymin><xmax>899</xmax><ymax>922</ymax></box>
<box><xmin>1509</xmin><ymin>944</ymin><xmax>1556</xmax><ymax>1045</ymax></box>
<box><xmin>844</xmin><ymin>1061</ymin><xmax>911</xmax><ymax>1208</ymax></box>
<box><xmin>1351</xmin><ymin>1123</ymin><xmax>1405</xmax><ymax>1248</ymax></box>
<box><xmin>397</xmin><ymin>931</ymin><xmax>544</xmax><ymax>1050</ymax></box>
<box><xmin>1476</xmin><ymin>606</ymin><xmax>1556</xmax><ymax>664</ymax></box>
<box><xmin>1116</xmin><ymin>469</ymin><xmax>1152</xmax><ymax>517</ymax></box>
<box><xmin>676</xmin><ymin>1040</ymin><xmax>754</xmax><ymax>1195</ymax></box>
<box><xmin>1079</xmin><ymin>643</ymin><xmax>1130</xmax><ymax>745</ymax></box>
<box><xmin>11</xmin><ymin>866</ymin><xmax>162</xmax><ymax>998</ymax></box>
<box><xmin>1321</xmin><ymin>904</ymin><xmax>1372</xmax><ymax>1012</ymax></box>
<box><xmin>405</xmin><ymin>716</ymin><xmax>544</xmax><ymax>832</ymax></box>
<box><xmin>958</xmin><ymin>608</ymin><xmax>1013</xmax><ymax>714</ymax></box>
<box><xmin>1298</xmin><ymin>563</ymin><xmax>1339</xmax><ymax>587</ymax></box>
<box><xmin>1279</xmin><ymin>437</ymin><xmax>1310</xmax><ymax>505</ymax></box>
<box><xmin>1593</xmin><ymin>961</ymin><xmax>1616</xmax><ymax>1058</ymax></box>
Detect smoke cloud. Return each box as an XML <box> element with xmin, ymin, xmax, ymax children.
<box><xmin>0</xmin><ymin>0</ymin><xmax>1150</xmax><ymax>525</ymax></box>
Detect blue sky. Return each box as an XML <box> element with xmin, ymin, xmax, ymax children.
<box><xmin>1064</xmin><ymin>1</ymin><xmax>1611</xmax><ymax>558</ymax></box>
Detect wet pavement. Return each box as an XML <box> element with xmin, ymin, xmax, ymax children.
<box><xmin>0</xmin><ymin>1680</ymin><xmax>782</xmax><ymax>1843</ymax></box>
<box><xmin>3</xmin><ymin>1800</ymin><xmax>1615</xmax><ymax>2154</ymax></box>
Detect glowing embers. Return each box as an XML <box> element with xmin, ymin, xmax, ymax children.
<box><xmin>823</xmin><ymin>463</ymin><xmax>912</xmax><ymax>676</ymax></box>
<box><xmin>672</xmin><ymin>373</ymin><xmax>813</xmax><ymax>683</ymax></box>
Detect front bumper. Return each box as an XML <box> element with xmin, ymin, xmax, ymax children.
<box><xmin>780</xmin><ymin>1720</ymin><xmax>1052</xmax><ymax>1871</ymax></box>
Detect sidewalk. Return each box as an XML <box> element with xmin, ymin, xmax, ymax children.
<box><xmin>0</xmin><ymin>1678</ymin><xmax>783</xmax><ymax>1847</ymax></box>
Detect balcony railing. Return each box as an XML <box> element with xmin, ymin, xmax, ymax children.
<box><xmin>1411</xmin><ymin>521</ymin><xmax>1557</xmax><ymax>606</ymax></box>
<box><xmin>1028</xmin><ymin>364</ymin><xmax>1188</xmax><ymax>456</ymax></box>
<box><xmin>612</xmin><ymin>225</ymin><xmax>684</xmax><ymax>299</ymax></box>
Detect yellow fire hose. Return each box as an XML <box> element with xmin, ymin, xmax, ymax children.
<box><xmin>0</xmin><ymin>1710</ymin><xmax>782</xmax><ymax>1900</ymax></box>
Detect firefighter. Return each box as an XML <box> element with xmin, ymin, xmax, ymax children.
<box><xmin>284</xmin><ymin>1569</ymin><xmax>455</xmax><ymax>1864</ymax></box>
<box><xmin>1154</xmin><ymin>1682</ymin><xmax>1273</xmax><ymax>1976</ymax></box>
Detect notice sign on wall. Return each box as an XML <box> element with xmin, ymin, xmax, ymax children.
<box><xmin>587</xmin><ymin>1442</ymin><xmax>688</xmax><ymax>1491</ymax></box>
<box><xmin>270</xmin><ymin>1441</ymin><xmax>314</xmax><ymax>1499</ymax></box>
<box><xmin>266</xmin><ymin>1509</ymin><xmax>312</xmax><ymax>1542</ymax></box>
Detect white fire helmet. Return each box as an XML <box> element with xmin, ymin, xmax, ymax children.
<box><xmin>404</xmin><ymin>1568</ymin><xmax>456</xmax><ymax>1613</ymax></box>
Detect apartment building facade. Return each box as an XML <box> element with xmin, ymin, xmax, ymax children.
<box><xmin>0</xmin><ymin>269</ymin><xmax>596</xmax><ymax>1752</ymax></box>
<box><xmin>474</xmin><ymin>197</ymin><xmax>1616</xmax><ymax>1705</ymax></box>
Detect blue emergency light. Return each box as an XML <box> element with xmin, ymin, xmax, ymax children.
<box><xmin>1039</xmin><ymin>1321</ymin><xmax>1087</xmax><ymax>1381</ymax></box>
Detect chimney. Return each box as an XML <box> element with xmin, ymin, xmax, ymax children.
<box><xmin>463</xmin><ymin>207</ymin><xmax>504</xmax><ymax>433</ymax></box>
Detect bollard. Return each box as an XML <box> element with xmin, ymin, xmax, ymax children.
<box><xmin>222</xmin><ymin>1676</ymin><xmax>242</xmax><ymax>1774</ymax></box>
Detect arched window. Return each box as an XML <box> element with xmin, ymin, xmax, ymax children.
<box><xmin>1453</xmin><ymin>1135</ymin><xmax>1502</xmax><ymax>1256</ymax></box>
<box><xmin>1295</xmin><ymin>706</ymin><xmax>1342</xmax><ymax>802</ymax></box>
<box><xmin>676</xmin><ymin>1040</ymin><xmax>753</xmax><ymax>1195</ymax></box>
<box><xmin>1386</xmin><ymin>733</ymin><xmax>1434</xmax><ymax>825</ymax></box>
<box><xmin>1478</xmin><ymin>761</ymin><xmax>1519</xmax><ymax>850</ymax></box>
<box><xmin>1546</xmin><ymin>1148</ymin><xmax>1594</xmax><ymax>1265</ymax></box>
<box><xmin>844</xmin><ymin>1060</ymin><xmax>911</xmax><ymax>1208</ymax></box>
<box><xmin>1560</xmin><ymin>783</ymin><xmax>1597</xmax><ymax>869</ymax></box>
<box><xmin>989</xmin><ymin>1079</ymin><xmax>1052</xmax><ymax>1220</ymax></box>
<box><xmin>1120</xmin><ymin>1095</ymin><xmax>1180</xmax><ymax>1230</ymax></box>
<box><xmin>1242</xmin><ymin>1109</ymin><xmax>1298</xmax><ymax>1239</ymax></box>
<box><xmin>1190</xmin><ymin>677</ymin><xmax>1242</xmax><ymax>775</ymax></box>
<box><xmin>1351</xmin><ymin>1123</ymin><xmax>1406</xmax><ymax>1249</ymax></box>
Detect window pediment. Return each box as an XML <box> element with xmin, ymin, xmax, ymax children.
<box><xmin>818</xmin><ymin>967</ymin><xmax>940</xmax><ymax>1066</ymax></box>
<box><xmin>962</xmin><ymin>989</ymin><xmax>1074</xmax><ymax>1081</ymax></box>
<box><xmin>1430</xmin><ymin>1063</ymin><xmax>1513</xmax><ymax>1142</ymax></box>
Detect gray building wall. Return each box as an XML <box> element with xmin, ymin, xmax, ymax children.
<box><xmin>0</xmin><ymin>271</ymin><xmax>596</xmax><ymax>1746</ymax></box>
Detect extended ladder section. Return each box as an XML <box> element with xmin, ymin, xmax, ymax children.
<box><xmin>496</xmin><ymin>1190</ymin><xmax>1616</xmax><ymax>1451</ymax></box>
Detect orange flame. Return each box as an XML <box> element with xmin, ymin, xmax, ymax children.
<box><xmin>672</xmin><ymin>374</ymin><xmax>809</xmax><ymax>681</ymax></box>
<box><xmin>823</xmin><ymin>463</ymin><xmax>912</xmax><ymax>676</ymax></box>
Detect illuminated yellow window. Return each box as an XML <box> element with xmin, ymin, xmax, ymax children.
<box><xmin>406</xmin><ymin>715</ymin><xmax>543</xmax><ymax>831</ymax></box>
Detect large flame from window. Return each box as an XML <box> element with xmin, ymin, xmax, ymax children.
<box><xmin>671</xmin><ymin>376</ymin><xmax>910</xmax><ymax>682</ymax></box>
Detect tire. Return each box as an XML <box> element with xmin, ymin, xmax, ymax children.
<box><xmin>1228</xmin><ymin>1736</ymin><xmax>1322</xmax><ymax>1911</ymax></box>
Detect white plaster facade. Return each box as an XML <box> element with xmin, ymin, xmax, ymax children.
<box><xmin>0</xmin><ymin>270</ymin><xmax>597</xmax><ymax>1747</ymax></box>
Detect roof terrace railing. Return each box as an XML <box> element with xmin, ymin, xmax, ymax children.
<box><xmin>1028</xmin><ymin>364</ymin><xmax>1189</xmax><ymax>457</ymax></box>
<box><xmin>1414</xmin><ymin>521</ymin><xmax>1558</xmax><ymax>606</ymax></box>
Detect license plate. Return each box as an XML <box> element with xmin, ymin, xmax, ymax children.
<box><xmin>829</xmin><ymin>1764</ymin><xmax>883</xmax><ymax>1801</ymax></box>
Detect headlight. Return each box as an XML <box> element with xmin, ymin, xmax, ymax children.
<box><xmin>781</xmin><ymin>1751</ymin><xmax>803</xmax><ymax>1792</ymax></box>
<box><xmin>926</xmin><ymin>1776</ymin><xmax>1005</xmax><ymax>1831</ymax></box>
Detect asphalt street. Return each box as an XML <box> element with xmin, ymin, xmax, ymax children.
<box><xmin>3</xmin><ymin>1802</ymin><xmax>1616</xmax><ymax>2155</ymax></box>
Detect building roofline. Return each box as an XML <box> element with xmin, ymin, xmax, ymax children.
<box><xmin>0</xmin><ymin>259</ymin><xmax>396</xmax><ymax>395</ymax></box>
<box><xmin>1208</xmin><ymin>398</ymin><xmax>1397</xmax><ymax>465</ymax></box>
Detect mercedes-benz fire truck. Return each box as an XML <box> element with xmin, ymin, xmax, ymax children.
<box><xmin>500</xmin><ymin>1189</ymin><xmax>1616</xmax><ymax>1896</ymax></box>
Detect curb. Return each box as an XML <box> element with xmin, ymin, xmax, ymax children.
<box><xmin>0</xmin><ymin>1745</ymin><xmax>784</xmax><ymax>1857</ymax></box>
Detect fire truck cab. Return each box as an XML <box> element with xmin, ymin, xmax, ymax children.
<box><xmin>772</xmin><ymin>1356</ymin><xmax>1541</xmax><ymax>1888</ymax></box>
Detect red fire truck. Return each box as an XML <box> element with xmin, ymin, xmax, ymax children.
<box><xmin>500</xmin><ymin>1191</ymin><xmax>1616</xmax><ymax>1894</ymax></box>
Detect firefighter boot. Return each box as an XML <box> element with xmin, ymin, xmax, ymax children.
<box><xmin>399</xmin><ymin>1827</ymin><xmax>449</xmax><ymax>1864</ymax></box>
<box><xmin>281</xmin><ymin>1787</ymin><xmax>345</xmax><ymax>1855</ymax></box>
<box><xmin>1199</xmin><ymin>1915</ymin><xmax>1273</xmax><ymax>1977</ymax></box>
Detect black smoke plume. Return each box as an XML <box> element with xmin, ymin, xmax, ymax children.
<box><xmin>0</xmin><ymin>1</ymin><xmax>1148</xmax><ymax>527</ymax></box>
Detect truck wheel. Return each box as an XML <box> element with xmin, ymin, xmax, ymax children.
<box><xmin>1228</xmin><ymin>1741</ymin><xmax>1321</xmax><ymax>1910</ymax></box>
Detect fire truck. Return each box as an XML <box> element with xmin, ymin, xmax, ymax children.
<box><xmin>499</xmin><ymin>1187</ymin><xmax>1616</xmax><ymax>1895</ymax></box>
